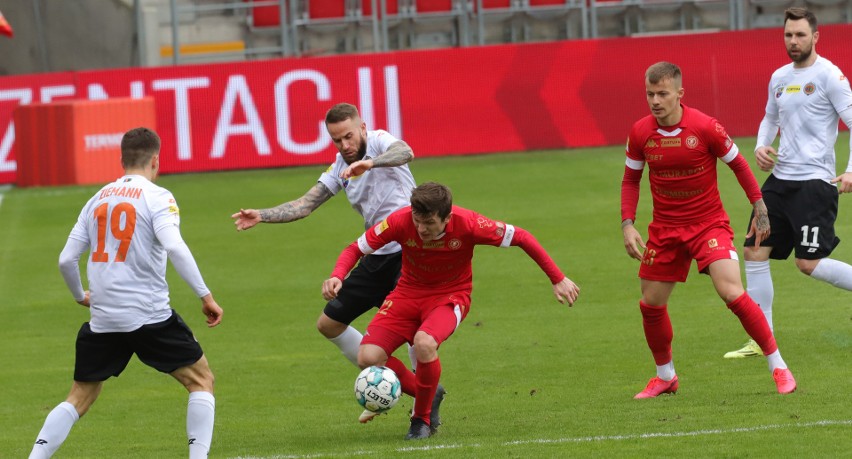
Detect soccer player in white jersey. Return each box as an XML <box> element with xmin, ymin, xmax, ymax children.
<box><xmin>232</xmin><ymin>103</ymin><xmax>444</xmax><ymax>426</ymax></box>
<box><xmin>28</xmin><ymin>128</ymin><xmax>223</xmax><ymax>458</ymax></box>
<box><xmin>725</xmin><ymin>7</ymin><xmax>852</xmax><ymax>359</ymax></box>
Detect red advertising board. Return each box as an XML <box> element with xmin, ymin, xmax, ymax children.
<box><xmin>1</xmin><ymin>25</ymin><xmax>850</xmax><ymax>185</ymax></box>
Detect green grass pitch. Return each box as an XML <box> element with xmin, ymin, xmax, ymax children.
<box><xmin>0</xmin><ymin>135</ymin><xmax>850</xmax><ymax>457</ymax></box>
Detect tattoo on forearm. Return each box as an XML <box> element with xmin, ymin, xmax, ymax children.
<box><xmin>259</xmin><ymin>183</ymin><xmax>333</xmax><ymax>223</ymax></box>
<box><xmin>372</xmin><ymin>141</ymin><xmax>413</xmax><ymax>168</ymax></box>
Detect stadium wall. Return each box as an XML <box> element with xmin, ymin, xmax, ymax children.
<box><xmin>1</xmin><ymin>25</ymin><xmax>851</xmax><ymax>185</ymax></box>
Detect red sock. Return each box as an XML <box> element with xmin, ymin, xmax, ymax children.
<box><xmin>413</xmin><ymin>358</ymin><xmax>441</xmax><ymax>424</ymax></box>
<box><xmin>639</xmin><ymin>301</ymin><xmax>673</xmax><ymax>365</ymax></box>
<box><xmin>727</xmin><ymin>292</ymin><xmax>777</xmax><ymax>355</ymax></box>
<box><xmin>384</xmin><ymin>356</ymin><xmax>416</xmax><ymax>397</ymax></box>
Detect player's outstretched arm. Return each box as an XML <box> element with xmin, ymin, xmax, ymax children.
<box><xmin>553</xmin><ymin>277</ymin><xmax>580</xmax><ymax>306</ymax></box>
<box><xmin>622</xmin><ymin>220</ymin><xmax>646</xmax><ymax>260</ymax></box>
<box><xmin>200</xmin><ymin>293</ymin><xmax>223</xmax><ymax>327</ymax></box>
<box><xmin>231</xmin><ymin>183</ymin><xmax>334</xmax><ymax>230</ymax></box>
<box><xmin>340</xmin><ymin>140</ymin><xmax>414</xmax><ymax>179</ymax></box>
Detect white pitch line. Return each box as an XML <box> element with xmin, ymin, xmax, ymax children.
<box><xmin>228</xmin><ymin>419</ymin><xmax>852</xmax><ymax>459</ymax></box>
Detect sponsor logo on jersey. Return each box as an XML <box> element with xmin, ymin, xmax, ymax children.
<box><xmin>477</xmin><ymin>217</ymin><xmax>493</xmax><ymax>228</ymax></box>
<box><xmin>374</xmin><ymin>219</ymin><xmax>389</xmax><ymax>235</ymax></box>
<box><xmin>168</xmin><ymin>205</ymin><xmax>180</xmax><ymax>215</ymax></box>
<box><xmin>645</xmin><ymin>139</ymin><xmax>658</xmax><ymax>148</ymax></box>
<box><xmin>661</xmin><ymin>138</ymin><xmax>681</xmax><ymax>147</ymax></box>
<box><xmin>708</xmin><ymin>238</ymin><xmax>718</xmax><ymax>248</ymax></box>
<box><xmin>785</xmin><ymin>85</ymin><xmax>801</xmax><ymax>93</ymax></box>
<box><xmin>325</xmin><ymin>164</ymin><xmax>333</xmax><ymax>173</ymax></box>
<box><xmin>714</xmin><ymin>122</ymin><xmax>727</xmax><ymax>135</ymax></box>
<box><xmin>423</xmin><ymin>240</ymin><xmax>445</xmax><ymax>249</ymax></box>
<box><xmin>405</xmin><ymin>239</ymin><xmax>418</xmax><ymax>247</ymax></box>
<box><xmin>686</xmin><ymin>136</ymin><xmax>698</xmax><ymax>149</ymax></box>
<box><xmin>841</xmin><ymin>75</ymin><xmax>847</xmax><ymax>81</ymax></box>
<box><xmin>725</xmin><ymin>137</ymin><xmax>733</xmax><ymax>149</ymax></box>
<box><xmin>449</xmin><ymin>238</ymin><xmax>462</xmax><ymax>250</ymax></box>
<box><xmin>804</xmin><ymin>82</ymin><xmax>816</xmax><ymax>95</ymax></box>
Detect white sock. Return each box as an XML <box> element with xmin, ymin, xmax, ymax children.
<box><xmin>766</xmin><ymin>350</ymin><xmax>787</xmax><ymax>371</ymax></box>
<box><xmin>745</xmin><ymin>260</ymin><xmax>774</xmax><ymax>331</ymax></box>
<box><xmin>187</xmin><ymin>391</ymin><xmax>215</xmax><ymax>459</ymax></box>
<box><xmin>29</xmin><ymin>401</ymin><xmax>79</xmax><ymax>459</ymax></box>
<box><xmin>656</xmin><ymin>361</ymin><xmax>676</xmax><ymax>381</ymax></box>
<box><xmin>407</xmin><ymin>343</ymin><xmax>417</xmax><ymax>371</ymax></box>
<box><xmin>810</xmin><ymin>258</ymin><xmax>852</xmax><ymax>290</ymax></box>
<box><xmin>328</xmin><ymin>326</ymin><xmax>362</xmax><ymax>367</ymax></box>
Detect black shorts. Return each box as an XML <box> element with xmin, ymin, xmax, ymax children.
<box><xmin>744</xmin><ymin>175</ymin><xmax>840</xmax><ymax>260</ymax></box>
<box><xmin>74</xmin><ymin>310</ymin><xmax>204</xmax><ymax>382</ymax></box>
<box><xmin>323</xmin><ymin>252</ymin><xmax>402</xmax><ymax>325</ymax></box>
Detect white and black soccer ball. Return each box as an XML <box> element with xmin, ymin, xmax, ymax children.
<box><xmin>354</xmin><ymin>365</ymin><xmax>402</xmax><ymax>413</ymax></box>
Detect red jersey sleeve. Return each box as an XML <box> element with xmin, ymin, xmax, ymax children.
<box><xmin>706</xmin><ymin>119</ymin><xmax>762</xmax><ymax>204</ymax></box>
<box><xmin>510</xmin><ymin>227</ymin><xmax>565</xmax><ymax>284</ymax></box>
<box><xmin>621</xmin><ymin>132</ymin><xmax>646</xmax><ymax>222</ymax></box>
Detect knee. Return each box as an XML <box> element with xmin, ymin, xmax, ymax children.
<box><xmin>413</xmin><ymin>332</ymin><xmax>439</xmax><ymax>362</ymax></box>
<box><xmin>316</xmin><ymin>314</ymin><xmax>346</xmax><ymax>339</ymax></box>
<box><xmin>795</xmin><ymin>258</ymin><xmax>818</xmax><ymax>275</ymax></box>
<box><xmin>357</xmin><ymin>345</ymin><xmax>386</xmax><ymax>369</ymax></box>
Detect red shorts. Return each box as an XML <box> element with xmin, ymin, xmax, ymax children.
<box><xmin>639</xmin><ymin>217</ymin><xmax>739</xmax><ymax>282</ymax></box>
<box><xmin>362</xmin><ymin>290</ymin><xmax>471</xmax><ymax>358</ymax></box>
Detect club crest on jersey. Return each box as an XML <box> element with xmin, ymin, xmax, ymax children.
<box><xmin>804</xmin><ymin>82</ymin><xmax>816</xmax><ymax>95</ymax></box>
<box><xmin>449</xmin><ymin>238</ymin><xmax>462</xmax><ymax>250</ymax></box>
<box><xmin>686</xmin><ymin>136</ymin><xmax>698</xmax><ymax>149</ymax></box>
<box><xmin>775</xmin><ymin>86</ymin><xmax>784</xmax><ymax>98</ymax></box>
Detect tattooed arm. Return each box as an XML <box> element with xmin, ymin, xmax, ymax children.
<box><xmin>340</xmin><ymin>140</ymin><xmax>414</xmax><ymax>179</ymax></box>
<box><xmin>231</xmin><ymin>182</ymin><xmax>334</xmax><ymax>231</ymax></box>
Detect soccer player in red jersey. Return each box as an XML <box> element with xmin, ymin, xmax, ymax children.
<box><xmin>322</xmin><ymin>182</ymin><xmax>580</xmax><ymax>439</ymax></box>
<box><xmin>620</xmin><ymin>62</ymin><xmax>797</xmax><ymax>398</ymax></box>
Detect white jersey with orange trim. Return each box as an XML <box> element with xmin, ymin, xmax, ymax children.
<box><xmin>758</xmin><ymin>55</ymin><xmax>852</xmax><ymax>181</ymax></box>
<box><xmin>67</xmin><ymin>175</ymin><xmax>192</xmax><ymax>332</ymax></box>
<box><xmin>318</xmin><ymin>129</ymin><xmax>416</xmax><ymax>255</ymax></box>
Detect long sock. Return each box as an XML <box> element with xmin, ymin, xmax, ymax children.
<box><xmin>639</xmin><ymin>301</ymin><xmax>673</xmax><ymax>366</ymax></box>
<box><xmin>384</xmin><ymin>356</ymin><xmax>416</xmax><ymax>397</ymax></box>
<box><xmin>745</xmin><ymin>260</ymin><xmax>774</xmax><ymax>330</ymax></box>
<box><xmin>187</xmin><ymin>391</ymin><xmax>215</xmax><ymax>459</ymax></box>
<box><xmin>327</xmin><ymin>326</ymin><xmax>362</xmax><ymax>367</ymax></box>
<box><xmin>407</xmin><ymin>343</ymin><xmax>418</xmax><ymax>372</ymax></box>
<box><xmin>28</xmin><ymin>401</ymin><xmax>79</xmax><ymax>459</ymax></box>
<box><xmin>727</xmin><ymin>292</ymin><xmax>777</xmax><ymax>355</ymax></box>
<box><xmin>413</xmin><ymin>359</ymin><xmax>441</xmax><ymax>424</ymax></box>
<box><xmin>810</xmin><ymin>258</ymin><xmax>852</xmax><ymax>290</ymax></box>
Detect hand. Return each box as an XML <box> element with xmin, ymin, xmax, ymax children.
<box><xmin>622</xmin><ymin>223</ymin><xmax>646</xmax><ymax>260</ymax></box>
<box><xmin>322</xmin><ymin>277</ymin><xmax>343</xmax><ymax>301</ymax></box>
<box><xmin>76</xmin><ymin>291</ymin><xmax>91</xmax><ymax>308</ymax></box>
<box><xmin>831</xmin><ymin>172</ymin><xmax>852</xmax><ymax>194</ymax></box>
<box><xmin>340</xmin><ymin>159</ymin><xmax>373</xmax><ymax>179</ymax></box>
<box><xmin>754</xmin><ymin>146</ymin><xmax>777</xmax><ymax>172</ymax></box>
<box><xmin>231</xmin><ymin>208</ymin><xmax>261</xmax><ymax>231</ymax></box>
<box><xmin>552</xmin><ymin>277</ymin><xmax>580</xmax><ymax>306</ymax></box>
<box><xmin>746</xmin><ymin>198</ymin><xmax>771</xmax><ymax>247</ymax></box>
<box><xmin>200</xmin><ymin>294</ymin><xmax>223</xmax><ymax>327</ymax></box>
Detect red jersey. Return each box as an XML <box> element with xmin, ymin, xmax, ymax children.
<box><xmin>331</xmin><ymin>205</ymin><xmax>565</xmax><ymax>298</ymax></box>
<box><xmin>621</xmin><ymin>104</ymin><xmax>762</xmax><ymax>225</ymax></box>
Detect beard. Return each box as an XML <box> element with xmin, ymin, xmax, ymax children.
<box><xmin>787</xmin><ymin>45</ymin><xmax>813</xmax><ymax>64</ymax></box>
<box><xmin>343</xmin><ymin>136</ymin><xmax>368</xmax><ymax>164</ymax></box>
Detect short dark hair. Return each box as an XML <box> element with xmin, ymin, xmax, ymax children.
<box><xmin>646</xmin><ymin>61</ymin><xmax>682</xmax><ymax>87</ymax></box>
<box><xmin>785</xmin><ymin>7</ymin><xmax>817</xmax><ymax>32</ymax></box>
<box><xmin>410</xmin><ymin>182</ymin><xmax>453</xmax><ymax>220</ymax></box>
<box><xmin>325</xmin><ymin>103</ymin><xmax>360</xmax><ymax>124</ymax></box>
<box><xmin>120</xmin><ymin>127</ymin><xmax>160</xmax><ymax>169</ymax></box>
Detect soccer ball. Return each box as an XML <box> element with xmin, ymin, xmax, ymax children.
<box><xmin>354</xmin><ymin>365</ymin><xmax>402</xmax><ymax>413</ymax></box>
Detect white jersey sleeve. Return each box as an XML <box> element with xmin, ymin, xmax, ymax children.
<box><xmin>315</xmin><ymin>130</ymin><xmax>416</xmax><ymax>255</ymax></box>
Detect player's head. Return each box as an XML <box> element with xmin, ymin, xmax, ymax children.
<box><xmin>784</xmin><ymin>7</ymin><xmax>818</xmax><ymax>66</ymax></box>
<box><xmin>645</xmin><ymin>61</ymin><xmax>684</xmax><ymax>127</ymax></box>
<box><xmin>325</xmin><ymin>103</ymin><xmax>368</xmax><ymax>165</ymax></box>
<box><xmin>410</xmin><ymin>182</ymin><xmax>453</xmax><ymax>242</ymax></box>
<box><xmin>121</xmin><ymin>127</ymin><xmax>161</xmax><ymax>176</ymax></box>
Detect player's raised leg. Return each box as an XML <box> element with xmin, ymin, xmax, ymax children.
<box><xmin>28</xmin><ymin>381</ymin><xmax>100</xmax><ymax>459</ymax></box>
